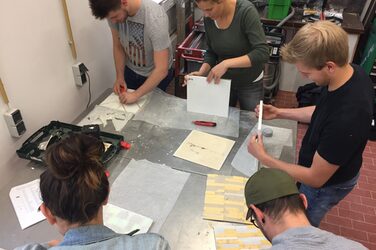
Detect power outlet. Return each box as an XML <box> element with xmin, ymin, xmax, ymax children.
<box><xmin>72</xmin><ymin>62</ymin><xmax>88</xmax><ymax>86</ymax></box>
<box><xmin>4</xmin><ymin>108</ymin><xmax>26</xmax><ymax>137</ymax></box>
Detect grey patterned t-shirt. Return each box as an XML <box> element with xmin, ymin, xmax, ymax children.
<box><xmin>108</xmin><ymin>0</ymin><xmax>172</xmax><ymax>77</ymax></box>
<box><xmin>271</xmin><ymin>226</ymin><xmax>367</xmax><ymax>250</ymax></box>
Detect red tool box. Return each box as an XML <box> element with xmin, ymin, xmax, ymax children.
<box><xmin>174</xmin><ymin>20</ymin><xmax>206</xmax><ymax>98</ymax></box>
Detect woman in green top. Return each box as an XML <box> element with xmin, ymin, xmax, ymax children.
<box><xmin>186</xmin><ymin>0</ymin><xmax>269</xmax><ymax>110</ymax></box>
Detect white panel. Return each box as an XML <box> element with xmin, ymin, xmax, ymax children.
<box><xmin>187</xmin><ymin>75</ymin><xmax>231</xmax><ymax>117</ymax></box>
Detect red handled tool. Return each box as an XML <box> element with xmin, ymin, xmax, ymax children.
<box><xmin>120</xmin><ymin>85</ymin><xmax>126</xmax><ymax>93</ymax></box>
<box><xmin>120</xmin><ymin>140</ymin><xmax>131</xmax><ymax>150</ymax></box>
<box><xmin>193</xmin><ymin>120</ymin><xmax>217</xmax><ymax>127</ymax></box>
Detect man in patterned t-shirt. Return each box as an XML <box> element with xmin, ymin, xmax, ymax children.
<box><xmin>89</xmin><ymin>0</ymin><xmax>173</xmax><ymax>104</ymax></box>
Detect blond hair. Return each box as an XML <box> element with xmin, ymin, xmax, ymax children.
<box><xmin>280</xmin><ymin>21</ymin><xmax>348</xmax><ymax>69</ymax></box>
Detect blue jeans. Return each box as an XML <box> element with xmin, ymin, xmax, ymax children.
<box><xmin>299</xmin><ymin>174</ymin><xmax>359</xmax><ymax>227</ymax></box>
<box><xmin>124</xmin><ymin>66</ymin><xmax>174</xmax><ymax>91</ymax></box>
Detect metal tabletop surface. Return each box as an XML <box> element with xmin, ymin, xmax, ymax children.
<box><xmin>0</xmin><ymin>89</ymin><xmax>296</xmax><ymax>249</ymax></box>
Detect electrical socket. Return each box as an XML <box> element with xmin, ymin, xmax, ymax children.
<box><xmin>72</xmin><ymin>62</ymin><xmax>88</xmax><ymax>86</ymax></box>
<box><xmin>4</xmin><ymin>108</ymin><xmax>26</xmax><ymax>137</ymax></box>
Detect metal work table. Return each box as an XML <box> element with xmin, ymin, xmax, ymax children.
<box><xmin>0</xmin><ymin>89</ymin><xmax>296</xmax><ymax>249</ymax></box>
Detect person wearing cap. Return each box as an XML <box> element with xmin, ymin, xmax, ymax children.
<box><xmin>244</xmin><ymin>168</ymin><xmax>367</xmax><ymax>249</ymax></box>
<box><xmin>247</xmin><ymin>21</ymin><xmax>373</xmax><ymax>227</ymax></box>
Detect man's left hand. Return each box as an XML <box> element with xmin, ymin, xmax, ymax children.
<box><xmin>247</xmin><ymin>133</ymin><xmax>267</xmax><ymax>161</ymax></box>
<box><xmin>119</xmin><ymin>91</ymin><xmax>140</xmax><ymax>104</ymax></box>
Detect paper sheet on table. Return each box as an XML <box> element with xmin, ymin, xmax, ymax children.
<box><xmin>99</xmin><ymin>89</ymin><xmax>149</xmax><ymax>114</ymax></box>
<box><xmin>187</xmin><ymin>76</ymin><xmax>231</xmax><ymax>118</ymax></box>
<box><xmin>174</xmin><ymin>130</ymin><xmax>235</xmax><ymax>170</ymax></box>
<box><xmin>214</xmin><ymin>223</ymin><xmax>271</xmax><ymax>249</ymax></box>
<box><xmin>133</xmin><ymin>89</ymin><xmax>240</xmax><ymax>138</ymax></box>
<box><xmin>231</xmin><ymin>125</ymin><xmax>293</xmax><ymax>177</ymax></box>
<box><xmin>203</xmin><ymin>174</ymin><xmax>250</xmax><ymax>224</ymax></box>
<box><xmin>9</xmin><ymin>179</ymin><xmax>45</xmax><ymax>230</ymax></box>
<box><xmin>109</xmin><ymin>159</ymin><xmax>190</xmax><ymax>233</ymax></box>
<box><xmin>103</xmin><ymin>203</ymin><xmax>153</xmax><ymax>235</ymax></box>
<box><xmin>78</xmin><ymin>105</ymin><xmax>134</xmax><ymax>131</ymax></box>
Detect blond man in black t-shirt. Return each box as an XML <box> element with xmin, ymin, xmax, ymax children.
<box><xmin>247</xmin><ymin>21</ymin><xmax>374</xmax><ymax>227</ymax></box>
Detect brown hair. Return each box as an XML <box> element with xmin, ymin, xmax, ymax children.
<box><xmin>89</xmin><ymin>0</ymin><xmax>121</xmax><ymax>19</ymax></box>
<box><xmin>256</xmin><ymin>194</ymin><xmax>305</xmax><ymax>221</ymax></box>
<box><xmin>40</xmin><ymin>134</ymin><xmax>109</xmax><ymax>224</ymax></box>
<box><xmin>280</xmin><ymin>21</ymin><xmax>349</xmax><ymax>69</ymax></box>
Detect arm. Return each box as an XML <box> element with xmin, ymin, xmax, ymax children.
<box><xmin>242</xmin><ymin>5</ymin><xmax>269</xmax><ymax>68</ymax></box>
<box><xmin>120</xmin><ymin>49</ymin><xmax>169</xmax><ymax>104</ymax></box>
<box><xmin>111</xmin><ymin>27</ymin><xmax>127</xmax><ymax>94</ymax></box>
<box><xmin>248</xmin><ymin>134</ymin><xmax>338</xmax><ymax>188</ymax></box>
<box><xmin>133</xmin><ymin>49</ymin><xmax>169</xmax><ymax>100</ymax></box>
<box><xmin>274</xmin><ymin>106</ymin><xmax>315</xmax><ymax>123</ymax></box>
<box><xmin>207</xmin><ymin>55</ymin><xmax>252</xmax><ymax>83</ymax></box>
<box><xmin>256</xmin><ymin>104</ymin><xmax>315</xmax><ymax>124</ymax></box>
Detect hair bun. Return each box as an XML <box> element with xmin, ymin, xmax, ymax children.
<box><xmin>45</xmin><ymin>134</ymin><xmax>104</xmax><ymax>179</ymax></box>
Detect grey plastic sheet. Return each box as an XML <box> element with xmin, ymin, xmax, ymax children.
<box><xmin>109</xmin><ymin>159</ymin><xmax>190</xmax><ymax>233</ymax></box>
<box><xmin>133</xmin><ymin>89</ymin><xmax>240</xmax><ymax>138</ymax></box>
<box><xmin>231</xmin><ymin>124</ymin><xmax>293</xmax><ymax>177</ymax></box>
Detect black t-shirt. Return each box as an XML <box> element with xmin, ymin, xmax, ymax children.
<box><xmin>298</xmin><ymin>64</ymin><xmax>374</xmax><ymax>187</ymax></box>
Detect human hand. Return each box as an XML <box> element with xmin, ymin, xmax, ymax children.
<box><xmin>255</xmin><ymin>104</ymin><xmax>279</xmax><ymax>120</ymax></box>
<box><xmin>113</xmin><ymin>79</ymin><xmax>127</xmax><ymax>95</ymax></box>
<box><xmin>183</xmin><ymin>71</ymin><xmax>202</xmax><ymax>87</ymax></box>
<box><xmin>247</xmin><ymin>132</ymin><xmax>267</xmax><ymax>161</ymax></box>
<box><xmin>119</xmin><ymin>90</ymin><xmax>140</xmax><ymax>104</ymax></box>
<box><xmin>207</xmin><ymin>61</ymin><xmax>228</xmax><ymax>84</ymax></box>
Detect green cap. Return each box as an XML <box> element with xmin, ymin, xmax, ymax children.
<box><xmin>244</xmin><ymin>168</ymin><xmax>299</xmax><ymax>220</ymax></box>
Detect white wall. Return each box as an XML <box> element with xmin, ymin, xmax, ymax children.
<box><xmin>0</xmin><ymin>1</ymin><xmax>115</xmax><ymax>189</ymax></box>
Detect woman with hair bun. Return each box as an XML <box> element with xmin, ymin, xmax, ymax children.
<box><xmin>16</xmin><ymin>134</ymin><xmax>170</xmax><ymax>250</ymax></box>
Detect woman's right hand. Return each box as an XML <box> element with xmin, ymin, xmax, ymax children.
<box><xmin>182</xmin><ymin>71</ymin><xmax>202</xmax><ymax>87</ymax></box>
<box><xmin>255</xmin><ymin>104</ymin><xmax>279</xmax><ymax>120</ymax></box>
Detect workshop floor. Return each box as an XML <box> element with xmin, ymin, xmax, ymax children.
<box><xmin>275</xmin><ymin>91</ymin><xmax>376</xmax><ymax>250</ymax></box>
<box><xmin>168</xmin><ymin>83</ymin><xmax>376</xmax><ymax>248</ymax></box>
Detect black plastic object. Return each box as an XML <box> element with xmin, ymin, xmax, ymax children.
<box><xmin>263</xmin><ymin>25</ymin><xmax>286</xmax><ymax>62</ymax></box>
<box><xmin>16</xmin><ymin>121</ymin><xmax>124</xmax><ymax>165</ymax></box>
<box><xmin>82</xmin><ymin>124</ymin><xmax>101</xmax><ymax>138</ymax></box>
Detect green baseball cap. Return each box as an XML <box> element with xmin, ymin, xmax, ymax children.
<box><xmin>244</xmin><ymin>168</ymin><xmax>299</xmax><ymax>220</ymax></box>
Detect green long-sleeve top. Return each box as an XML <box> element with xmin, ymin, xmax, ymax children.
<box><xmin>204</xmin><ymin>0</ymin><xmax>269</xmax><ymax>84</ymax></box>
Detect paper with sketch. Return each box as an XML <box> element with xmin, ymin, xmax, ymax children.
<box><xmin>231</xmin><ymin>125</ymin><xmax>293</xmax><ymax>177</ymax></box>
<box><xmin>99</xmin><ymin>89</ymin><xmax>149</xmax><ymax>114</ymax></box>
<box><xmin>109</xmin><ymin>159</ymin><xmax>190</xmax><ymax>233</ymax></box>
<box><xmin>103</xmin><ymin>203</ymin><xmax>153</xmax><ymax>235</ymax></box>
<box><xmin>203</xmin><ymin>174</ymin><xmax>250</xmax><ymax>224</ymax></box>
<box><xmin>9</xmin><ymin>179</ymin><xmax>45</xmax><ymax>230</ymax></box>
<box><xmin>78</xmin><ymin>105</ymin><xmax>134</xmax><ymax>131</ymax></box>
<box><xmin>214</xmin><ymin>224</ymin><xmax>271</xmax><ymax>249</ymax></box>
<box><xmin>174</xmin><ymin>130</ymin><xmax>235</xmax><ymax>170</ymax></box>
<box><xmin>187</xmin><ymin>75</ymin><xmax>231</xmax><ymax>118</ymax></box>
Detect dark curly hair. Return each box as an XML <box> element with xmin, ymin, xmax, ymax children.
<box><xmin>89</xmin><ymin>0</ymin><xmax>121</xmax><ymax>19</ymax></box>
